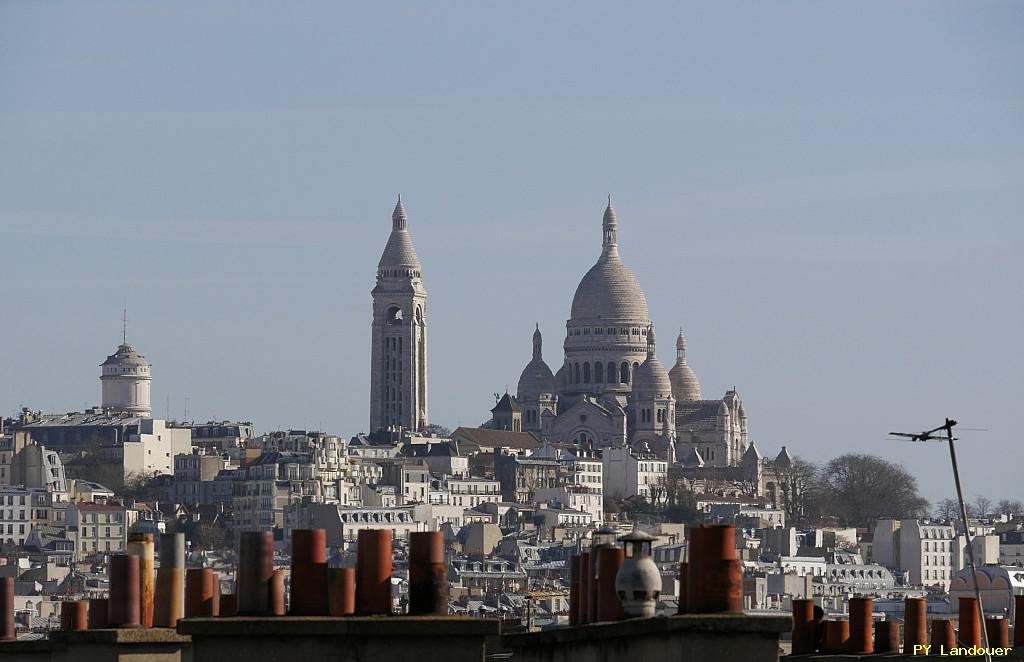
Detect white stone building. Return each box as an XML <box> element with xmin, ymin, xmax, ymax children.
<box><xmin>122</xmin><ymin>418</ymin><xmax>193</xmax><ymax>479</ymax></box>
<box><xmin>289</xmin><ymin>502</ymin><xmax>426</xmax><ymax>546</ymax></box>
<box><xmin>602</xmin><ymin>443</ymin><xmax>668</xmax><ymax>504</ymax></box>
<box><xmin>872</xmin><ymin>519</ymin><xmax>965</xmax><ymax>590</ymax></box>
<box><xmin>0</xmin><ymin>433</ymin><xmax>67</xmax><ymax>493</ymax></box>
<box><xmin>100</xmin><ymin>341</ymin><xmax>152</xmax><ymax>417</ymax></box>
<box><xmin>70</xmin><ymin>501</ymin><xmax>136</xmax><ymax>559</ymax></box>
<box><xmin>369</xmin><ymin>198</ymin><xmax>428</xmax><ymax>433</ymax></box>
<box><xmin>510</xmin><ymin>202</ymin><xmax>750</xmax><ymax>467</ymax></box>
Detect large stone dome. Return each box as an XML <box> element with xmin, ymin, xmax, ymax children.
<box><xmin>569</xmin><ymin>202</ymin><xmax>649</xmax><ymax>322</ymax></box>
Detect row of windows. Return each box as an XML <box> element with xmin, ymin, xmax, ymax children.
<box><xmin>923</xmin><ymin>554</ymin><xmax>951</xmax><ymax>566</ymax></box>
<box><xmin>105</xmin><ymin>366</ymin><xmax>148</xmax><ymax>374</ymax></box>
<box><xmin>569</xmin><ymin>327</ymin><xmax>648</xmax><ymax>337</ymax></box>
<box><xmin>83</xmin><ymin>512</ymin><xmax>124</xmax><ymax>523</ymax></box>
<box><xmin>81</xmin><ymin>526</ymin><xmax>119</xmax><ymax>538</ymax></box>
<box><xmin>570</xmin><ymin>361</ymin><xmax>639</xmax><ymax>385</ymax></box>
<box><xmin>378</xmin><ymin>268</ymin><xmax>421</xmax><ymax>279</ymax></box>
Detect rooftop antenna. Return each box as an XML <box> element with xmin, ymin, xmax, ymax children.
<box><xmin>122</xmin><ymin>308</ymin><xmax>128</xmax><ymax>344</ymax></box>
<box><xmin>183</xmin><ymin>394</ymin><xmax>189</xmax><ymax>423</ymax></box>
<box><xmin>889</xmin><ymin>418</ymin><xmax>991</xmax><ymax>661</ymax></box>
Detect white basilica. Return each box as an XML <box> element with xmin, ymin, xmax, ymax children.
<box><xmin>367</xmin><ymin>196</ymin><xmax>750</xmax><ymax>469</ymax></box>
<box><xmin>510</xmin><ymin>200</ymin><xmax>750</xmax><ymax>468</ymax></box>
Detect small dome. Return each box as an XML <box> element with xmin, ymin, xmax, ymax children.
<box><xmin>101</xmin><ymin>344</ymin><xmax>150</xmax><ymax>368</ymax></box>
<box><xmin>517</xmin><ymin>327</ymin><xmax>555</xmax><ymax>399</ymax></box>
<box><xmin>377</xmin><ymin>197</ymin><xmax>422</xmax><ymax>271</ymax></box>
<box><xmin>517</xmin><ymin>360</ymin><xmax>555</xmax><ymax>393</ymax></box>
<box><xmin>569</xmin><ymin>202</ymin><xmax>649</xmax><ymax>322</ymax></box>
<box><xmin>633</xmin><ymin>328</ymin><xmax>672</xmax><ymax>398</ymax></box>
<box><xmin>669</xmin><ymin>330</ymin><xmax>701</xmax><ymax>401</ymax></box>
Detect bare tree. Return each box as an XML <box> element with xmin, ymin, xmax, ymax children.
<box><xmin>972</xmin><ymin>495</ymin><xmax>993</xmax><ymax>518</ymax></box>
<box><xmin>934</xmin><ymin>498</ymin><xmax>959</xmax><ymax>521</ymax></box>
<box><xmin>816</xmin><ymin>454</ymin><xmax>929</xmax><ymax>528</ymax></box>
<box><xmin>997</xmin><ymin>499</ymin><xmax>1024</xmax><ymax>517</ymax></box>
<box><xmin>773</xmin><ymin>458</ymin><xmax>818</xmax><ymax>527</ymax></box>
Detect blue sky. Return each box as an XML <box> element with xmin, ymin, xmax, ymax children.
<box><xmin>1</xmin><ymin>2</ymin><xmax>1021</xmax><ymax>503</ymax></box>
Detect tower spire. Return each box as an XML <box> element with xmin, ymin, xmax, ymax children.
<box><xmin>602</xmin><ymin>196</ymin><xmax>618</xmax><ymax>255</ymax></box>
<box><xmin>122</xmin><ymin>308</ymin><xmax>127</xmax><ymax>344</ymax></box>
<box><xmin>392</xmin><ymin>194</ymin><xmax>408</xmax><ymax>231</ymax></box>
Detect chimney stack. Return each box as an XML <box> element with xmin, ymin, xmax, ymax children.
<box><xmin>873</xmin><ymin>620</ymin><xmax>899</xmax><ymax>653</ymax></box>
<box><xmin>0</xmin><ymin>577</ymin><xmax>14</xmax><ymax>641</ymax></box>
<box><xmin>236</xmin><ymin>532</ymin><xmax>274</xmax><ymax>615</ymax></box>
<box><xmin>153</xmin><ymin>532</ymin><xmax>185</xmax><ymax>627</ymax></box>
<box><xmin>408</xmin><ymin>531</ymin><xmax>446</xmax><ymax>616</ymax></box>
<box><xmin>790</xmin><ymin>599</ymin><xmax>816</xmax><ymax>654</ymax></box>
<box><xmin>931</xmin><ymin>618</ymin><xmax>956</xmax><ymax>650</ymax></box>
<box><xmin>60</xmin><ymin>601</ymin><xmax>88</xmax><ymax>631</ymax></box>
<box><xmin>107</xmin><ymin>554</ymin><xmax>143</xmax><ymax>628</ymax></box>
<box><xmin>127</xmin><ymin>533</ymin><xmax>155</xmax><ymax>628</ymax></box>
<box><xmin>595</xmin><ymin>546</ymin><xmax>624</xmax><ymax>622</ymax></box>
<box><xmin>289</xmin><ymin>529</ymin><xmax>328</xmax><ymax>615</ymax></box>
<box><xmin>569</xmin><ymin>556</ymin><xmax>581</xmax><ymax>626</ymax></box>
<box><xmin>269</xmin><ymin>569</ymin><xmax>286</xmax><ymax>616</ymax></box>
<box><xmin>355</xmin><ymin>529</ymin><xmax>392</xmax><ymax>615</ymax></box>
<box><xmin>958</xmin><ymin>596</ymin><xmax>982</xmax><ymax>648</ymax></box>
<box><xmin>327</xmin><ymin>568</ymin><xmax>355</xmax><ymax>616</ymax></box>
<box><xmin>903</xmin><ymin>596</ymin><xmax>927</xmax><ymax>652</ymax></box>
<box><xmin>985</xmin><ymin>616</ymin><xmax>1008</xmax><ymax>648</ymax></box>
<box><xmin>686</xmin><ymin>525</ymin><xmax>741</xmax><ymax>613</ymax></box>
<box><xmin>848</xmin><ymin>596</ymin><xmax>873</xmax><ymax>654</ymax></box>
<box><xmin>185</xmin><ymin>568</ymin><xmax>219</xmax><ymax>618</ymax></box>
<box><xmin>822</xmin><ymin>619</ymin><xmax>849</xmax><ymax>654</ymax></box>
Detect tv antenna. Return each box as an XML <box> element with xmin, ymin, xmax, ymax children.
<box><xmin>889</xmin><ymin>418</ymin><xmax>990</xmax><ymax>660</ymax></box>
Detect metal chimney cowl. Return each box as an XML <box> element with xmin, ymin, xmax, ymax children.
<box><xmin>614</xmin><ymin>526</ymin><xmax>660</xmax><ymax>618</ymax></box>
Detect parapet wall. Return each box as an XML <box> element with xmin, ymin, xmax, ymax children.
<box><xmin>178</xmin><ymin>616</ymin><xmax>499</xmax><ymax>662</ymax></box>
<box><xmin>504</xmin><ymin>613</ymin><xmax>792</xmax><ymax>662</ymax></box>
<box><xmin>0</xmin><ymin>628</ymin><xmax>191</xmax><ymax>662</ymax></box>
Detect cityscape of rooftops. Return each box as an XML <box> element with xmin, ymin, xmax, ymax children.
<box><xmin>0</xmin><ymin>3</ymin><xmax>1020</xmax><ymax>660</ymax></box>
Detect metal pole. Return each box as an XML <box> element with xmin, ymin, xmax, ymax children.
<box><xmin>945</xmin><ymin>418</ymin><xmax>991</xmax><ymax>661</ymax></box>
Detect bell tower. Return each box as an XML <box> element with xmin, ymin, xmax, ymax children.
<box><xmin>369</xmin><ymin>197</ymin><xmax>428</xmax><ymax>432</ymax></box>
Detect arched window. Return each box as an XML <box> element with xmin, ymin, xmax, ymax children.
<box><xmin>657</xmin><ymin>409</ymin><xmax>663</xmax><ymax>423</ymax></box>
<box><xmin>608</xmin><ymin>362</ymin><xmax>616</xmax><ymax>383</ymax></box>
<box><xmin>583</xmin><ymin>362</ymin><xmax>591</xmax><ymax>383</ymax></box>
<box><xmin>632</xmin><ymin>362</ymin><xmax>640</xmax><ymax>382</ymax></box>
<box><xmin>573</xmin><ymin>363</ymin><xmax>580</xmax><ymax>384</ymax></box>
<box><xmin>620</xmin><ymin>362</ymin><xmax>629</xmax><ymax>383</ymax></box>
<box><xmin>594</xmin><ymin>362</ymin><xmax>603</xmax><ymax>383</ymax></box>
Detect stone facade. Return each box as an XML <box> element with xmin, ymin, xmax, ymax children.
<box><xmin>369</xmin><ymin>197</ymin><xmax>428</xmax><ymax>433</ymax></box>
<box><xmin>512</xmin><ymin>202</ymin><xmax>750</xmax><ymax>468</ymax></box>
<box><xmin>100</xmin><ymin>342</ymin><xmax>152</xmax><ymax>417</ymax></box>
